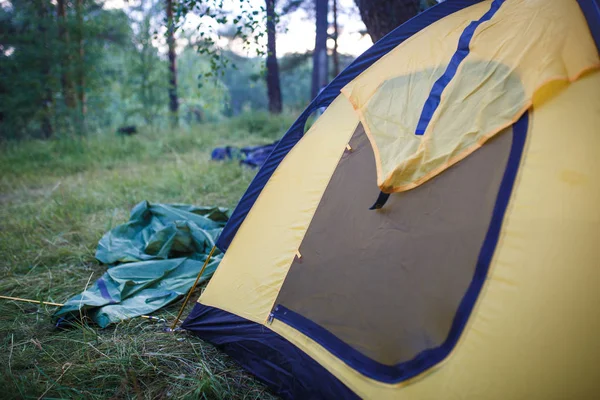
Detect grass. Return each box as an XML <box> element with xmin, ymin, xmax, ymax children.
<box><xmin>0</xmin><ymin>111</ymin><xmax>294</xmax><ymax>399</ymax></box>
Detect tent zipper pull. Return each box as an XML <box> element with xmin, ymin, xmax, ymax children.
<box><xmin>267</xmin><ymin>305</ymin><xmax>281</xmax><ymax>325</ymax></box>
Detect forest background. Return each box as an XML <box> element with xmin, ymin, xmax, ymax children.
<box><xmin>0</xmin><ymin>0</ymin><xmax>439</xmax><ymax>140</ymax></box>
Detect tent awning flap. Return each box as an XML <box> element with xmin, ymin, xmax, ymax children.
<box><xmin>342</xmin><ymin>0</ymin><xmax>600</xmax><ymax>193</ymax></box>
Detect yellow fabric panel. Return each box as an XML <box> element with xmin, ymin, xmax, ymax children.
<box><xmin>344</xmin><ymin>0</ymin><xmax>600</xmax><ymax>194</ymax></box>
<box><xmin>198</xmin><ymin>96</ymin><xmax>359</xmax><ymax>323</ymax></box>
<box><xmin>341</xmin><ymin>2</ymin><xmax>490</xmax><ymax>110</ymax></box>
<box><xmin>269</xmin><ymin>71</ymin><xmax>600</xmax><ymax>399</ymax></box>
<box><xmin>340</xmin><ymin>2</ymin><xmax>490</xmax><ymax>185</ymax></box>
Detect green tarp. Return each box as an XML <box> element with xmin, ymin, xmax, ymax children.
<box><xmin>53</xmin><ymin>201</ymin><xmax>228</xmax><ymax>328</ymax></box>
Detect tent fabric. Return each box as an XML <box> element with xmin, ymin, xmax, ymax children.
<box><xmin>96</xmin><ymin>201</ymin><xmax>228</xmax><ymax>264</ymax></box>
<box><xmin>578</xmin><ymin>0</ymin><xmax>600</xmax><ymax>49</ymax></box>
<box><xmin>239</xmin><ymin>142</ymin><xmax>279</xmax><ymax>168</ymax></box>
<box><xmin>199</xmin><ymin>96</ymin><xmax>360</xmax><ymax>324</ymax></box>
<box><xmin>342</xmin><ymin>0</ymin><xmax>599</xmax><ymax>193</ymax></box>
<box><xmin>54</xmin><ymin>258</ymin><xmax>217</xmax><ymax>328</ymax></box>
<box><xmin>182</xmin><ymin>303</ymin><xmax>359</xmax><ymax>400</ymax></box>
<box><xmin>414</xmin><ymin>0</ymin><xmax>504</xmax><ymax>136</ymax></box>
<box><xmin>215</xmin><ymin>0</ymin><xmax>487</xmax><ymax>253</ymax></box>
<box><xmin>185</xmin><ymin>1</ymin><xmax>600</xmax><ymax>398</ymax></box>
<box><xmin>271</xmin><ymin>122</ymin><xmax>517</xmax><ymax>382</ymax></box>
<box><xmin>210</xmin><ymin>141</ymin><xmax>279</xmax><ymax>168</ymax></box>
<box><xmin>54</xmin><ymin>201</ymin><xmax>227</xmax><ymax>327</ymax></box>
<box><xmin>270</xmin><ymin>70</ymin><xmax>600</xmax><ymax>399</ymax></box>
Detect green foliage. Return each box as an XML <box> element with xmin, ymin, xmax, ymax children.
<box><xmin>0</xmin><ymin>1</ymin><xmax>59</xmax><ymax>139</ymax></box>
<box><xmin>117</xmin><ymin>2</ymin><xmax>169</xmax><ymax>127</ymax></box>
<box><xmin>178</xmin><ymin>48</ymin><xmax>230</xmax><ymax>122</ymax></box>
<box><xmin>218</xmin><ymin>52</ymin><xmax>268</xmax><ymax>115</ymax></box>
<box><xmin>0</xmin><ymin>0</ymin><xmax>311</xmax><ymax>140</ymax></box>
<box><xmin>227</xmin><ymin>110</ymin><xmax>294</xmax><ymax>138</ymax></box>
<box><xmin>175</xmin><ymin>0</ymin><xmax>269</xmax><ymax>80</ymax></box>
<box><xmin>0</xmin><ymin>114</ymin><xmax>292</xmax><ymax>399</ymax></box>
<box><xmin>0</xmin><ymin>1</ymin><xmax>134</xmax><ymax>138</ymax></box>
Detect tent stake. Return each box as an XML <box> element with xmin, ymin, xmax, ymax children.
<box><xmin>0</xmin><ymin>295</ymin><xmax>64</xmax><ymax>307</ymax></box>
<box><xmin>171</xmin><ymin>245</ymin><xmax>216</xmax><ymax>330</ymax></box>
<box><xmin>0</xmin><ymin>295</ymin><xmax>158</xmax><ymax>322</ymax></box>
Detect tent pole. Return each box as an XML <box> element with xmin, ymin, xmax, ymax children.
<box><xmin>171</xmin><ymin>245</ymin><xmax>217</xmax><ymax>330</ymax></box>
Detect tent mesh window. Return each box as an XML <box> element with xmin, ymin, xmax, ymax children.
<box><xmin>273</xmin><ymin>122</ymin><xmax>514</xmax><ymax>368</ymax></box>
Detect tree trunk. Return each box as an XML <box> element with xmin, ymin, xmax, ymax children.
<box><xmin>57</xmin><ymin>0</ymin><xmax>76</xmax><ymax>108</ymax></box>
<box><xmin>353</xmin><ymin>0</ymin><xmax>420</xmax><ymax>43</ymax></box>
<box><xmin>75</xmin><ymin>0</ymin><xmax>86</xmax><ymax>128</ymax></box>
<box><xmin>266</xmin><ymin>0</ymin><xmax>283</xmax><ymax>114</ymax></box>
<box><xmin>37</xmin><ymin>0</ymin><xmax>53</xmax><ymax>138</ymax></box>
<box><xmin>166</xmin><ymin>0</ymin><xmax>179</xmax><ymax>127</ymax></box>
<box><xmin>311</xmin><ymin>0</ymin><xmax>329</xmax><ymax>99</ymax></box>
<box><xmin>332</xmin><ymin>0</ymin><xmax>340</xmax><ymax>78</ymax></box>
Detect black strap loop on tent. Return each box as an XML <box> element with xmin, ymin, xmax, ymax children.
<box><xmin>369</xmin><ymin>191</ymin><xmax>391</xmax><ymax>210</ymax></box>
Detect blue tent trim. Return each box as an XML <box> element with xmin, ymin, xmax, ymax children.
<box><xmin>181</xmin><ymin>303</ymin><xmax>359</xmax><ymax>400</ymax></box>
<box><xmin>415</xmin><ymin>0</ymin><xmax>504</xmax><ymax>135</ymax></box>
<box><xmin>271</xmin><ymin>112</ymin><xmax>529</xmax><ymax>384</ymax></box>
<box><xmin>578</xmin><ymin>0</ymin><xmax>600</xmax><ymax>51</ymax></box>
<box><xmin>216</xmin><ymin>0</ymin><xmax>486</xmax><ymax>252</ymax></box>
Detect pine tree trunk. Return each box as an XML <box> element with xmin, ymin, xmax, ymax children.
<box><xmin>37</xmin><ymin>0</ymin><xmax>53</xmax><ymax>138</ymax></box>
<box><xmin>75</xmin><ymin>0</ymin><xmax>86</xmax><ymax>128</ymax></box>
<box><xmin>57</xmin><ymin>0</ymin><xmax>76</xmax><ymax>108</ymax></box>
<box><xmin>311</xmin><ymin>0</ymin><xmax>329</xmax><ymax>99</ymax></box>
<box><xmin>332</xmin><ymin>0</ymin><xmax>340</xmax><ymax>78</ymax></box>
<box><xmin>266</xmin><ymin>0</ymin><xmax>282</xmax><ymax>114</ymax></box>
<box><xmin>166</xmin><ymin>0</ymin><xmax>179</xmax><ymax>127</ymax></box>
<box><xmin>353</xmin><ymin>0</ymin><xmax>420</xmax><ymax>43</ymax></box>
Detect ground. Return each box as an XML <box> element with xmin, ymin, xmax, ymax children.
<box><xmin>0</xmin><ymin>114</ymin><xmax>293</xmax><ymax>399</ymax></box>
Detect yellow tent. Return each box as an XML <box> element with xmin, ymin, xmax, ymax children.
<box><xmin>183</xmin><ymin>0</ymin><xmax>600</xmax><ymax>398</ymax></box>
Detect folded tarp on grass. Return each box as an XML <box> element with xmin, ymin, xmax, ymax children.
<box><xmin>54</xmin><ymin>201</ymin><xmax>229</xmax><ymax>328</ymax></box>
